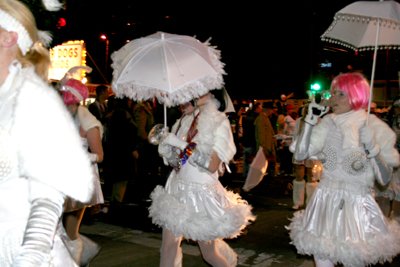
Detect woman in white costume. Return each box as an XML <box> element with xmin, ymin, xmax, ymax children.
<box><xmin>149</xmin><ymin>91</ymin><xmax>256</xmax><ymax>267</ymax></box>
<box><xmin>374</xmin><ymin>95</ymin><xmax>400</xmax><ymax>223</ymax></box>
<box><xmin>287</xmin><ymin>72</ymin><xmax>400</xmax><ymax>267</ymax></box>
<box><xmin>290</xmin><ymin>104</ymin><xmax>320</xmax><ymax>210</ymax></box>
<box><xmin>0</xmin><ymin>0</ymin><xmax>94</xmax><ymax>266</ymax></box>
<box><xmin>60</xmin><ymin>78</ymin><xmax>104</xmax><ymax>266</ymax></box>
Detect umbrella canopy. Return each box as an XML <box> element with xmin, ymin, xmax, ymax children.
<box><xmin>111</xmin><ymin>32</ymin><xmax>225</xmax><ymax>107</ymax></box>
<box><xmin>321</xmin><ymin>0</ymin><xmax>400</xmax><ymax>51</ymax></box>
<box><xmin>321</xmin><ymin>0</ymin><xmax>400</xmax><ymax>124</ymax></box>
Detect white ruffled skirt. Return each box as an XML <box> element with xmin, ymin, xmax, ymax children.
<box><xmin>149</xmin><ymin>171</ymin><xmax>256</xmax><ymax>242</ymax></box>
<box><xmin>65</xmin><ymin>163</ymin><xmax>104</xmax><ymax>212</ymax></box>
<box><xmin>287</xmin><ymin>177</ymin><xmax>400</xmax><ymax>267</ymax></box>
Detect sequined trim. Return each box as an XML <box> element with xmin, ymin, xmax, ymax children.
<box><xmin>341</xmin><ymin>150</ymin><xmax>368</xmax><ymax>176</ymax></box>
<box><xmin>322</xmin><ymin>145</ymin><xmax>337</xmax><ymax>171</ymax></box>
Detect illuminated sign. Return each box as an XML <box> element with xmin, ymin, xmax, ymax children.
<box><xmin>320</xmin><ymin>63</ymin><xmax>332</xmax><ymax>68</ymax></box>
<box><xmin>49</xmin><ymin>40</ymin><xmax>87</xmax><ymax>81</ymax></box>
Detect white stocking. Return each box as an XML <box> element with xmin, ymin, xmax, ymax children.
<box><xmin>315</xmin><ymin>258</ymin><xmax>334</xmax><ymax>267</ymax></box>
<box><xmin>160</xmin><ymin>228</ymin><xmax>182</xmax><ymax>267</ymax></box>
<box><xmin>198</xmin><ymin>240</ymin><xmax>231</xmax><ymax>267</ymax></box>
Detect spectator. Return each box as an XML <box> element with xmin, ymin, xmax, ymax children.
<box><xmin>106</xmin><ymin>97</ymin><xmax>139</xmax><ymax>212</ymax></box>
<box><xmin>241</xmin><ymin>103</ymin><xmax>262</xmax><ymax>178</ymax></box>
<box><xmin>134</xmin><ymin>100</ymin><xmax>158</xmax><ymax>200</ymax></box>
<box><xmin>280</xmin><ymin>104</ymin><xmax>296</xmax><ymax>176</ymax></box>
<box><xmin>255</xmin><ymin>102</ymin><xmax>277</xmax><ymax>183</ymax></box>
<box><xmin>88</xmin><ymin>85</ymin><xmax>110</xmax><ymax>125</ymax></box>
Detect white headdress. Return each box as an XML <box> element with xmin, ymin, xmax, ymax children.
<box><xmin>0</xmin><ymin>0</ymin><xmax>63</xmax><ymax>55</ymax></box>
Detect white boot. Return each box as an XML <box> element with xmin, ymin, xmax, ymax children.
<box><xmin>306</xmin><ymin>181</ymin><xmax>319</xmax><ymax>205</ymax></box>
<box><xmin>292</xmin><ymin>179</ymin><xmax>305</xmax><ymax>210</ymax></box>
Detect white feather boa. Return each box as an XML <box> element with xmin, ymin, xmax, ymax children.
<box><xmin>190</xmin><ymin>99</ymin><xmax>236</xmax><ymax>169</ymax></box>
<box><xmin>11</xmin><ymin>65</ymin><xmax>94</xmax><ymax>203</ymax></box>
<box><xmin>308</xmin><ymin>112</ymin><xmax>399</xmax><ymax>187</ymax></box>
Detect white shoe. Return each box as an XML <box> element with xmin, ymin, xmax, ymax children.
<box><xmin>63</xmin><ymin>236</ymin><xmax>83</xmax><ymax>265</ymax></box>
<box><xmin>80</xmin><ymin>234</ymin><xmax>101</xmax><ymax>266</ymax></box>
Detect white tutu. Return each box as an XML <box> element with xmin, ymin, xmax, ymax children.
<box><xmin>149</xmin><ymin>171</ymin><xmax>255</xmax><ymax>242</ymax></box>
<box><xmin>287</xmin><ymin>178</ymin><xmax>400</xmax><ymax>267</ymax></box>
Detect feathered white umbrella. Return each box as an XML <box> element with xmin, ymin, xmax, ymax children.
<box><xmin>111</xmin><ymin>31</ymin><xmax>226</xmax><ymax>127</ymax></box>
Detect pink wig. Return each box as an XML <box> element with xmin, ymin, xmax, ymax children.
<box><xmin>61</xmin><ymin>79</ymin><xmax>89</xmax><ymax>106</ymax></box>
<box><xmin>330</xmin><ymin>72</ymin><xmax>370</xmax><ymax>111</ymax></box>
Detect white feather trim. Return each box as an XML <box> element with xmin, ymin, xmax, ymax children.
<box><xmin>149</xmin><ymin>184</ymin><xmax>255</xmax><ymax>242</ymax></box>
<box><xmin>13</xmin><ymin>67</ymin><xmax>94</xmax><ymax>203</ymax></box>
<box><xmin>187</xmin><ymin>100</ymin><xmax>236</xmax><ymax>171</ymax></box>
<box><xmin>37</xmin><ymin>30</ymin><xmax>52</xmax><ymax>48</ymax></box>
<box><xmin>41</xmin><ymin>0</ymin><xmax>63</xmax><ymax>11</ymax></box>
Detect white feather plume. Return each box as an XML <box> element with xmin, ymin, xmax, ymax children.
<box><xmin>58</xmin><ymin>66</ymin><xmax>93</xmax><ymax>87</ymax></box>
<box><xmin>41</xmin><ymin>0</ymin><xmax>63</xmax><ymax>11</ymax></box>
<box><xmin>37</xmin><ymin>30</ymin><xmax>52</xmax><ymax>47</ymax></box>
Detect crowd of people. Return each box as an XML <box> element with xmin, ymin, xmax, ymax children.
<box><xmin>2</xmin><ymin>0</ymin><xmax>400</xmax><ymax>267</ymax></box>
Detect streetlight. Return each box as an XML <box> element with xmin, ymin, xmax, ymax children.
<box><xmin>100</xmin><ymin>34</ymin><xmax>109</xmax><ymax>74</ymax></box>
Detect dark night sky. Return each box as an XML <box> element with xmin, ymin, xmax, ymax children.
<box><xmin>49</xmin><ymin>0</ymin><xmax>391</xmax><ymax>101</ymax></box>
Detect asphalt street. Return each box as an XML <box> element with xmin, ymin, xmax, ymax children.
<box><xmin>80</xmin><ymin>165</ymin><xmax>400</xmax><ymax>267</ymax></box>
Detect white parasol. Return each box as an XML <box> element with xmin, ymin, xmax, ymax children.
<box><xmin>111</xmin><ymin>31</ymin><xmax>226</xmax><ymax>127</ymax></box>
<box><xmin>321</xmin><ymin>0</ymin><xmax>400</xmax><ymax>124</ymax></box>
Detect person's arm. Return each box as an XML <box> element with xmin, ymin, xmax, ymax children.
<box><xmin>294</xmin><ymin>102</ymin><xmax>329</xmax><ymax>161</ymax></box>
<box><xmin>135</xmin><ymin>107</ymin><xmax>149</xmax><ymax>141</ymax></box>
<box><xmin>359</xmin><ymin>125</ymin><xmax>393</xmax><ymax>186</ymax></box>
<box><xmin>255</xmin><ymin>117</ymin><xmax>268</xmax><ymax>155</ymax></box>
<box><xmin>86</xmin><ymin>127</ymin><xmax>104</xmax><ymax>163</ymax></box>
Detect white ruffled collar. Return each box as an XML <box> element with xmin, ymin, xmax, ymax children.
<box><xmin>332</xmin><ymin>109</ymin><xmax>367</xmax><ymax>150</ymax></box>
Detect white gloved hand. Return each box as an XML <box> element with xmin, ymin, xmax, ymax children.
<box><xmin>359</xmin><ymin>125</ymin><xmax>380</xmax><ymax>158</ymax></box>
<box><xmin>88</xmin><ymin>153</ymin><xmax>99</xmax><ymax>163</ymax></box>
<box><xmin>158</xmin><ymin>142</ymin><xmax>173</xmax><ymax>158</ymax></box>
<box><xmin>164</xmin><ymin>133</ymin><xmax>188</xmax><ymax>150</ymax></box>
<box><xmin>304</xmin><ymin>101</ymin><xmax>329</xmax><ymax>126</ymax></box>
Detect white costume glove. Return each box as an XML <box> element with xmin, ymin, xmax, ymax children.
<box><xmin>359</xmin><ymin>125</ymin><xmax>380</xmax><ymax>158</ymax></box>
<box><xmin>304</xmin><ymin>101</ymin><xmax>329</xmax><ymax>126</ymax></box>
<box><xmin>164</xmin><ymin>133</ymin><xmax>188</xmax><ymax>150</ymax></box>
<box><xmin>13</xmin><ymin>181</ymin><xmax>65</xmax><ymax>267</ymax></box>
<box><xmin>88</xmin><ymin>153</ymin><xmax>99</xmax><ymax>163</ymax></box>
<box><xmin>158</xmin><ymin>141</ymin><xmax>173</xmax><ymax>158</ymax></box>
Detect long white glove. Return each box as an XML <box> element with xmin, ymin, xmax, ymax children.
<box><xmin>304</xmin><ymin>101</ymin><xmax>329</xmax><ymax>126</ymax></box>
<box><xmin>359</xmin><ymin>125</ymin><xmax>380</xmax><ymax>158</ymax></box>
<box><xmin>164</xmin><ymin>133</ymin><xmax>188</xmax><ymax>150</ymax></box>
<box><xmin>13</xmin><ymin>181</ymin><xmax>65</xmax><ymax>267</ymax></box>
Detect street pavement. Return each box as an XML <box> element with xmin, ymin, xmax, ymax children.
<box><xmin>80</xmin><ymin>166</ymin><xmax>400</xmax><ymax>267</ymax></box>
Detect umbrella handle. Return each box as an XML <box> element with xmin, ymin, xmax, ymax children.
<box><xmin>164</xmin><ymin>104</ymin><xmax>167</xmax><ymax>128</ymax></box>
<box><xmin>367</xmin><ymin>19</ymin><xmax>381</xmax><ymax>125</ymax></box>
